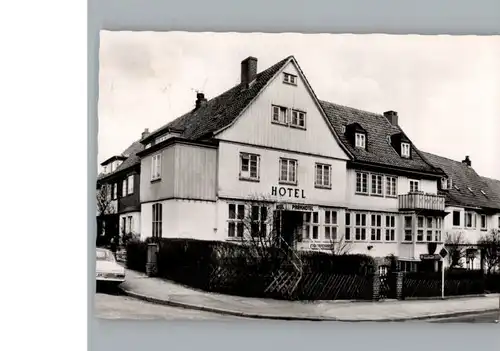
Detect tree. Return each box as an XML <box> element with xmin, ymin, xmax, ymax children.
<box><xmin>444</xmin><ymin>231</ymin><xmax>469</xmax><ymax>268</ymax></box>
<box><xmin>478</xmin><ymin>229</ymin><xmax>500</xmax><ymax>274</ymax></box>
<box><xmin>96</xmin><ymin>183</ymin><xmax>116</xmax><ymax>216</ymax></box>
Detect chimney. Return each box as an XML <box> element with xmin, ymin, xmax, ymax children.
<box><xmin>383</xmin><ymin>111</ymin><xmax>399</xmax><ymax>126</ymax></box>
<box><xmin>241</xmin><ymin>56</ymin><xmax>258</xmax><ymax>87</ymax></box>
<box><xmin>141</xmin><ymin>128</ymin><xmax>150</xmax><ymax>139</ymax></box>
<box><xmin>462</xmin><ymin>156</ymin><xmax>471</xmax><ymax>167</ymax></box>
<box><xmin>195</xmin><ymin>92</ymin><xmax>207</xmax><ymax>109</ymax></box>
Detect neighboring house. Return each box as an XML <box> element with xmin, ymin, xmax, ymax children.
<box><xmin>420</xmin><ymin>152</ymin><xmax>500</xmax><ymax>268</ymax></box>
<box><xmin>136</xmin><ymin>55</ymin><xmax>450</xmax><ymax>271</ymax></box>
<box><xmin>96</xmin><ymin>129</ymin><xmax>148</xmax><ymax>242</ymax></box>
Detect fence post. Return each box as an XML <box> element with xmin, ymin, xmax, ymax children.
<box><xmin>146</xmin><ymin>243</ymin><xmax>159</xmax><ymax>277</ymax></box>
<box><xmin>372</xmin><ymin>272</ymin><xmax>381</xmax><ymax>301</ymax></box>
<box><xmin>396</xmin><ymin>272</ymin><xmax>404</xmax><ymax>300</ymax></box>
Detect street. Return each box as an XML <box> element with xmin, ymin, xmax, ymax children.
<box><xmin>429</xmin><ymin>311</ymin><xmax>499</xmax><ymax>323</ymax></box>
<box><xmin>94</xmin><ymin>289</ymin><xmax>240</xmax><ymax>320</ymax></box>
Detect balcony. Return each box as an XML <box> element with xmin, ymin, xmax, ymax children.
<box><xmin>398</xmin><ymin>192</ymin><xmax>446</xmax><ymax>211</ymax></box>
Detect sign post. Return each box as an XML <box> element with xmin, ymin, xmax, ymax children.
<box><xmin>439</xmin><ymin>247</ymin><xmax>448</xmax><ymax>299</ymax></box>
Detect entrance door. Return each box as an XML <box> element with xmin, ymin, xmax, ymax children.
<box><xmin>279</xmin><ymin>210</ymin><xmax>303</xmax><ymax>249</ymax></box>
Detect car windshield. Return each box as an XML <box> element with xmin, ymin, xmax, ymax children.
<box><xmin>96</xmin><ymin>249</ymin><xmax>115</xmax><ymax>262</ymax></box>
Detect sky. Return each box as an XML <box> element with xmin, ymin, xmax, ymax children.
<box><xmin>98</xmin><ymin>31</ymin><xmax>500</xmax><ymax>180</ymax></box>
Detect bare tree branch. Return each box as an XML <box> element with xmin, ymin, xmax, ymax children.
<box><xmin>478</xmin><ymin>229</ymin><xmax>500</xmax><ymax>274</ymax></box>
<box><xmin>444</xmin><ymin>231</ymin><xmax>469</xmax><ymax>268</ymax></box>
<box><xmin>96</xmin><ymin>184</ymin><xmax>116</xmax><ymax>216</ymax></box>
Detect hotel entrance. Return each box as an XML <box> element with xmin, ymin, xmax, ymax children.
<box><xmin>273</xmin><ymin>203</ymin><xmax>317</xmax><ymax>250</ymax></box>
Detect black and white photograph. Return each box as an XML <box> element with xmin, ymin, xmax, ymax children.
<box><xmin>94</xmin><ymin>31</ymin><xmax>500</xmax><ymax>323</ymax></box>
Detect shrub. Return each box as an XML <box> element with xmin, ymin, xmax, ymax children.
<box><xmin>299</xmin><ymin>251</ymin><xmax>376</xmax><ymax>275</ymax></box>
<box><xmin>125</xmin><ymin>239</ymin><xmax>148</xmax><ymax>272</ymax></box>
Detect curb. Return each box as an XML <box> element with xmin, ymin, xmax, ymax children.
<box><xmin>120</xmin><ymin>288</ymin><xmax>499</xmax><ymax>322</ymax></box>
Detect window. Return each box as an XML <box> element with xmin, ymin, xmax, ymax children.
<box><xmin>441</xmin><ymin>177</ymin><xmax>452</xmax><ymax>190</ymax></box>
<box><xmin>283</xmin><ymin>73</ymin><xmax>297</xmax><ymax>85</ymax></box>
<box><xmin>426</xmin><ymin>217</ymin><xmax>433</xmax><ymax>242</ymax></box>
<box><xmin>112</xmin><ymin>183</ymin><xmax>118</xmax><ymax>200</ymax></box>
<box><xmin>417</xmin><ymin>216</ymin><xmax>424</xmax><ymax>242</ymax></box>
<box><xmin>385</xmin><ymin>215</ymin><xmax>396</xmax><ymax>241</ymax></box>
<box><xmin>467</xmin><ymin>187</ymin><xmax>473</xmax><ymax>193</ymax></box>
<box><xmin>452</xmin><ymin>211</ymin><xmax>461</xmax><ymax>226</ymax></box>
<box><xmin>103</xmin><ymin>165</ymin><xmax>108</xmax><ymax>174</ymax></box>
<box><xmin>290</xmin><ymin>110</ymin><xmax>306</xmax><ymax>129</ymax></box>
<box><xmin>156</xmin><ymin>134</ymin><xmax>168</xmax><ymax>144</ymax></box>
<box><xmin>385</xmin><ymin>176</ymin><xmax>397</xmax><ymax>197</ymax></box>
<box><xmin>127</xmin><ymin>216</ymin><xmax>133</xmax><ymax>234</ymax></box>
<box><xmin>356</xmin><ymin>172</ymin><xmax>368</xmax><ymax>194</ymax></box>
<box><xmin>121</xmin><ymin>217</ymin><xmax>126</xmax><ymax>234</ymax></box>
<box><xmin>228</xmin><ymin>204</ymin><xmax>245</xmax><ymax>238</ymax></box>
<box><xmin>272</xmin><ymin>105</ymin><xmax>288</xmax><ymax>124</ymax></box>
<box><xmin>315</xmin><ymin>163</ymin><xmax>331</xmax><ymax>188</ymax></box>
<box><xmin>355</xmin><ymin>133</ymin><xmax>366</xmax><ymax>148</ymax></box>
<box><xmin>345</xmin><ymin>212</ymin><xmax>352</xmax><ymax>241</ymax></box>
<box><xmin>409</xmin><ymin>179</ymin><xmax>420</xmax><ymax>192</ymax></box>
<box><xmin>480</xmin><ymin>214</ymin><xmax>487</xmax><ymax>230</ymax></box>
<box><xmin>370</xmin><ymin>214</ymin><xmax>382</xmax><ymax>241</ymax></box>
<box><xmin>371</xmin><ymin>174</ymin><xmax>383</xmax><ymax>196</ymax></box>
<box><xmin>152</xmin><ymin>203</ymin><xmax>163</xmax><ymax>238</ymax></box>
<box><xmin>324</xmin><ymin>210</ymin><xmax>338</xmax><ymax>241</ymax></box>
<box><xmin>435</xmin><ymin>218</ymin><xmax>442</xmax><ymax>242</ymax></box>
<box><xmin>279</xmin><ymin>158</ymin><xmax>297</xmax><ymax>184</ymax></box>
<box><xmin>151</xmin><ymin>153</ymin><xmax>162</xmax><ymax>181</ymax></box>
<box><xmin>404</xmin><ymin>216</ymin><xmax>413</xmax><ymax>242</ymax></box>
<box><xmin>303</xmin><ymin>212</ymin><xmax>319</xmax><ymax>240</ymax></box>
<box><xmin>401</xmin><ymin>142</ymin><xmax>410</xmax><ymax>158</ymax></box>
<box><xmin>122</xmin><ymin>180</ymin><xmax>127</xmax><ymax>197</ymax></box>
<box><xmin>127</xmin><ymin>175</ymin><xmax>134</xmax><ymax>195</ymax></box>
<box><xmin>250</xmin><ymin>205</ymin><xmax>267</xmax><ymax>237</ymax></box>
<box><xmin>354</xmin><ymin>213</ymin><xmax>367</xmax><ymax>241</ymax></box>
<box><xmin>240</xmin><ymin>153</ymin><xmax>260</xmax><ymax>180</ymax></box>
<box><xmin>465</xmin><ymin>212</ymin><xmax>476</xmax><ymax>228</ymax></box>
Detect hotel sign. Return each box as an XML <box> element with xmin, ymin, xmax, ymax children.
<box><xmin>309</xmin><ymin>242</ymin><xmax>332</xmax><ymax>250</ymax></box>
<box><xmin>271</xmin><ymin>186</ymin><xmax>306</xmax><ymax>199</ymax></box>
<box><xmin>276</xmin><ymin>203</ymin><xmax>317</xmax><ymax>212</ymax></box>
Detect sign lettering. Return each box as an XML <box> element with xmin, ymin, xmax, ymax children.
<box><xmin>420</xmin><ymin>254</ymin><xmax>440</xmax><ymax>260</ymax></box>
<box><xmin>271</xmin><ymin>186</ymin><xmax>305</xmax><ymax>199</ymax></box>
<box><xmin>310</xmin><ymin>243</ymin><xmax>332</xmax><ymax>250</ymax></box>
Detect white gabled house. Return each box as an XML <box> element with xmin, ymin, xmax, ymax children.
<box><xmin>136</xmin><ymin>55</ymin><xmax>458</xmax><ymax>270</ymax></box>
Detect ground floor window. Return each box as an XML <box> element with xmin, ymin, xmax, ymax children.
<box><xmin>303</xmin><ymin>211</ymin><xmax>319</xmax><ymax>240</ymax></box>
<box><xmin>323</xmin><ymin>210</ymin><xmax>338</xmax><ymax>241</ymax></box>
<box><xmin>404</xmin><ymin>216</ymin><xmax>413</xmax><ymax>242</ymax></box>
<box><xmin>354</xmin><ymin>213</ymin><xmax>367</xmax><ymax>241</ymax></box>
<box><xmin>251</xmin><ymin>205</ymin><xmax>268</xmax><ymax>237</ymax></box>
<box><xmin>385</xmin><ymin>215</ymin><xmax>396</xmax><ymax>241</ymax></box>
<box><xmin>399</xmin><ymin>260</ymin><xmax>418</xmax><ymax>272</ymax></box>
<box><xmin>152</xmin><ymin>203</ymin><xmax>163</xmax><ymax>238</ymax></box>
<box><xmin>228</xmin><ymin>203</ymin><xmax>245</xmax><ymax>238</ymax></box>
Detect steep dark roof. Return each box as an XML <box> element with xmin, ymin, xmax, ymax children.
<box><xmin>420</xmin><ymin>152</ymin><xmax>500</xmax><ymax>210</ymax></box>
<box><xmin>97</xmin><ymin>140</ymin><xmax>144</xmax><ymax>182</ymax></box>
<box><xmin>143</xmin><ymin>56</ymin><xmax>292</xmax><ymax>143</ymax></box>
<box><xmin>481</xmin><ymin>176</ymin><xmax>500</xmax><ymax>209</ymax></box>
<box><xmin>320</xmin><ymin>101</ymin><xmax>441</xmax><ymax>174</ymax></box>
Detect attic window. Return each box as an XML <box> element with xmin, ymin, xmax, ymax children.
<box><xmin>145</xmin><ymin>143</ymin><xmax>151</xmax><ymax>149</ymax></box>
<box><xmin>341</xmin><ymin>126</ymin><xmax>346</xmax><ymax>133</ymax></box>
<box><xmin>467</xmin><ymin>187</ymin><xmax>473</xmax><ymax>193</ymax></box>
<box><xmin>481</xmin><ymin>190</ymin><xmax>487</xmax><ymax>196</ymax></box>
<box><xmin>156</xmin><ymin>134</ymin><xmax>169</xmax><ymax>144</ymax></box>
<box><xmin>441</xmin><ymin>177</ymin><xmax>452</xmax><ymax>190</ymax></box>
<box><xmin>401</xmin><ymin>142</ymin><xmax>410</xmax><ymax>158</ymax></box>
<box><xmin>355</xmin><ymin>133</ymin><xmax>366</xmax><ymax>149</ymax></box>
<box><xmin>283</xmin><ymin>73</ymin><xmax>297</xmax><ymax>86</ymax></box>
<box><xmin>454</xmin><ymin>185</ymin><xmax>460</xmax><ymax>191</ymax></box>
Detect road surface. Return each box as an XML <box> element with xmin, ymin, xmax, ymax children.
<box><xmin>94</xmin><ymin>289</ymin><xmax>241</xmax><ymax>320</ymax></box>
<box><xmin>429</xmin><ymin>311</ymin><xmax>499</xmax><ymax>323</ymax></box>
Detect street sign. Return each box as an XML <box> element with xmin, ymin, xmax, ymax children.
<box><xmin>439</xmin><ymin>247</ymin><xmax>448</xmax><ymax>259</ymax></box>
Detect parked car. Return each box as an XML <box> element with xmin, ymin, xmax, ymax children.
<box><xmin>96</xmin><ymin>248</ymin><xmax>126</xmax><ymax>286</ymax></box>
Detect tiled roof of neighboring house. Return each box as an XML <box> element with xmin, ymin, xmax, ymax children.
<box><xmin>320</xmin><ymin>101</ymin><xmax>441</xmax><ymax>174</ymax></box>
<box><xmin>481</xmin><ymin>176</ymin><xmax>500</xmax><ymax>209</ymax></box>
<box><xmin>145</xmin><ymin>56</ymin><xmax>292</xmax><ymax>142</ymax></box>
<box><xmin>97</xmin><ymin>140</ymin><xmax>144</xmax><ymax>182</ymax></box>
<box><xmin>420</xmin><ymin>152</ymin><xmax>500</xmax><ymax>210</ymax></box>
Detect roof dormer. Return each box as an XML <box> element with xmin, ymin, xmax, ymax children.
<box><xmin>390</xmin><ymin>132</ymin><xmax>412</xmax><ymax>159</ymax></box>
<box><xmin>439</xmin><ymin>176</ymin><xmax>453</xmax><ymax>191</ymax></box>
<box><xmin>345</xmin><ymin>123</ymin><xmax>367</xmax><ymax>150</ymax></box>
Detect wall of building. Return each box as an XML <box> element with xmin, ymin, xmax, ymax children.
<box><xmin>140</xmin><ymin>143</ymin><xmax>217</xmax><ymax>204</ymax></box>
<box><xmin>217</xmin><ymin>60</ymin><xmax>350</xmax><ymax>161</ymax></box>
<box><xmin>119</xmin><ymin>212</ymin><xmax>141</xmax><ymax>237</ymax></box>
<box><xmin>140</xmin><ymin>199</ymin><xmax>216</xmax><ymax>241</ymax></box>
<box><xmin>217</xmin><ymin>141</ymin><xmax>348</xmax><ymax>206</ymax></box>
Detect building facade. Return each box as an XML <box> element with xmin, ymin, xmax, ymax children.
<box><xmin>96</xmin><ymin>129</ymin><xmax>148</xmax><ymax>243</ymax></box>
<box><xmin>136</xmin><ymin>55</ymin><xmax>460</xmax><ymax>269</ymax></box>
<box><xmin>420</xmin><ymin>153</ymin><xmax>500</xmax><ymax>268</ymax></box>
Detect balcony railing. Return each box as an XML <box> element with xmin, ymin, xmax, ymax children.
<box><xmin>398</xmin><ymin>192</ymin><xmax>446</xmax><ymax>211</ymax></box>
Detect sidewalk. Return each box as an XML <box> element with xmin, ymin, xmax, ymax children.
<box><xmin>120</xmin><ymin>269</ymin><xmax>500</xmax><ymax>322</ymax></box>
